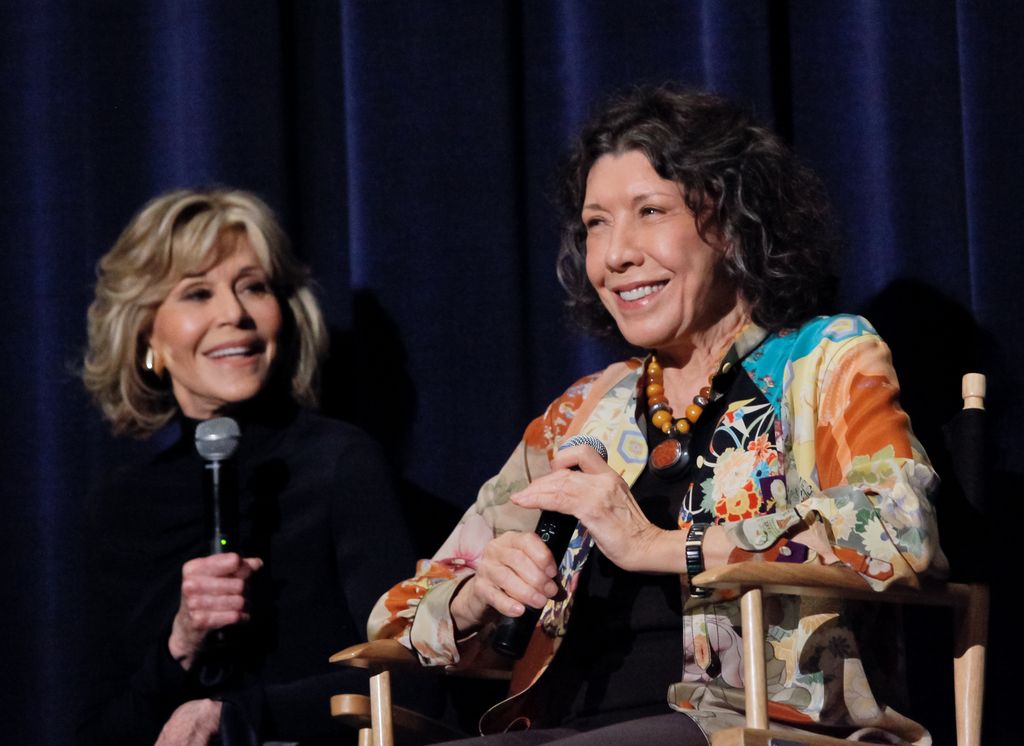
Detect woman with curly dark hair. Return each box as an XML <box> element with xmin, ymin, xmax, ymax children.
<box><xmin>556</xmin><ymin>86</ymin><xmax>836</xmax><ymax>336</ymax></box>
<box><xmin>371</xmin><ymin>86</ymin><xmax>944</xmax><ymax>743</ymax></box>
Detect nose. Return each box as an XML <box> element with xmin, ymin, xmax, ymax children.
<box><xmin>215</xmin><ymin>287</ymin><xmax>254</xmax><ymax>328</ymax></box>
<box><xmin>604</xmin><ymin>218</ymin><xmax>643</xmax><ymax>272</ymax></box>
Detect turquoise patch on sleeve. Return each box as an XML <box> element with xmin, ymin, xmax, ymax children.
<box><xmin>741</xmin><ymin>315</ymin><xmax>877</xmax><ymax>419</ymax></box>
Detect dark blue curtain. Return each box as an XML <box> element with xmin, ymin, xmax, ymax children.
<box><xmin>3</xmin><ymin>2</ymin><xmax>1020</xmax><ymax>742</ymax></box>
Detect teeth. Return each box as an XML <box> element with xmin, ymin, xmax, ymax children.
<box><xmin>208</xmin><ymin>346</ymin><xmax>253</xmax><ymax>359</ymax></box>
<box><xmin>618</xmin><ymin>283</ymin><xmax>665</xmax><ymax>301</ymax></box>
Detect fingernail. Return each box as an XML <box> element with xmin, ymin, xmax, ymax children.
<box><xmin>545</xmin><ymin>582</ymin><xmax>558</xmax><ymax>596</ymax></box>
<box><xmin>511</xmin><ymin>603</ymin><xmax>524</xmax><ymax>616</ymax></box>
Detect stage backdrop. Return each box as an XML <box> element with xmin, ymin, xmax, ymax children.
<box><xmin>2</xmin><ymin>2</ymin><xmax>1020</xmax><ymax>743</ymax></box>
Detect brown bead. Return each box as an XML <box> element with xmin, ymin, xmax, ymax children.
<box><xmin>650</xmin><ymin>438</ymin><xmax>682</xmax><ymax>470</ymax></box>
<box><xmin>685</xmin><ymin>404</ymin><xmax>703</xmax><ymax>422</ymax></box>
<box><xmin>647</xmin><ymin>394</ymin><xmax>668</xmax><ymax>408</ymax></box>
<box><xmin>646</xmin><ymin>383</ymin><xmax>664</xmax><ymax>399</ymax></box>
<box><xmin>651</xmin><ymin>409</ymin><xmax>673</xmax><ymax>430</ymax></box>
<box><xmin>699</xmin><ymin>386</ymin><xmax>712</xmax><ymax>400</ymax></box>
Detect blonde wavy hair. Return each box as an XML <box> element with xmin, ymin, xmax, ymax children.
<box><xmin>83</xmin><ymin>188</ymin><xmax>327</xmax><ymax>437</ymax></box>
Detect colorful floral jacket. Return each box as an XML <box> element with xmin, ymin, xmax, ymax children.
<box><xmin>367</xmin><ymin>315</ymin><xmax>946</xmax><ymax>742</ymax></box>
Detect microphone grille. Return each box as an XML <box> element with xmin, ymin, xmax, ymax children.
<box><xmin>195</xmin><ymin>417</ymin><xmax>241</xmax><ymax>462</ymax></box>
<box><xmin>558</xmin><ymin>434</ymin><xmax>608</xmax><ymax>462</ymax></box>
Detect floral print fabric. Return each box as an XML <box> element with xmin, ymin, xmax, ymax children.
<box><xmin>367</xmin><ymin>315</ymin><xmax>945</xmax><ymax>742</ymax></box>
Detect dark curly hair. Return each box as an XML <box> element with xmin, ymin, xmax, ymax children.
<box><xmin>556</xmin><ymin>85</ymin><xmax>836</xmax><ymax>336</ymax></box>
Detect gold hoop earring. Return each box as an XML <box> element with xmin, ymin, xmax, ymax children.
<box><xmin>145</xmin><ymin>347</ymin><xmax>165</xmax><ymax>376</ymax></box>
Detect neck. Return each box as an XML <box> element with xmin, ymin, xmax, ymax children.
<box><xmin>656</xmin><ymin>297</ymin><xmax>749</xmax><ymax>409</ymax></box>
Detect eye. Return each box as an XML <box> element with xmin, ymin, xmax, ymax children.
<box><xmin>181</xmin><ymin>286</ymin><xmax>212</xmax><ymax>302</ymax></box>
<box><xmin>640</xmin><ymin>206</ymin><xmax>663</xmax><ymax>217</ymax></box>
<box><xmin>583</xmin><ymin>215</ymin><xmax>606</xmax><ymax>232</ymax></box>
<box><xmin>239</xmin><ymin>279</ymin><xmax>271</xmax><ymax>296</ymax></box>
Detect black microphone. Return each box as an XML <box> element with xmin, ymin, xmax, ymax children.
<box><xmin>194</xmin><ymin>417</ymin><xmax>241</xmax><ymax>683</ymax></box>
<box><xmin>491</xmin><ymin>434</ymin><xmax>609</xmax><ymax>658</ymax></box>
<box><xmin>195</xmin><ymin>417</ymin><xmax>241</xmax><ymax>555</ymax></box>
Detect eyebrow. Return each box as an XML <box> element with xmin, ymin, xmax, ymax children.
<box><xmin>582</xmin><ymin>191</ymin><xmax>677</xmax><ymax>212</ymax></box>
<box><xmin>179</xmin><ymin>265</ymin><xmax>265</xmax><ymax>281</ymax></box>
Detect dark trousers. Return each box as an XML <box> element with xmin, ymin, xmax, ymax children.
<box><xmin>431</xmin><ymin>712</ymin><xmax>708</xmax><ymax>745</ymax></box>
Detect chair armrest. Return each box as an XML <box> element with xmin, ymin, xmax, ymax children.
<box><xmin>330</xmin><ymin>639</ymin><xmax>423</xmax><ymax>670</ymax></box>
<box><xmin>330</xmin><ymin>638</ymin><xmax>512</xmax><ymax>680</ymax></box>
<box><xmin>330</xmin><ymin>693</ymin><xmax>464</xmax><ymax>743</ymax></box>
<box><xmin>689</xmin><ymin>561</ymin><xmax>975</xmax><ymax>606</ymax></box>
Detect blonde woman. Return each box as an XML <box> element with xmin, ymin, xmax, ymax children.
<box><xmin>79</xmin><ymin>189</ymin><xmax>412</xmax><ymax>745</ymax></box>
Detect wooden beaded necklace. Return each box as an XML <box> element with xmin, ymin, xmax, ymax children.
<box><xmin>645</xmin><ymin>355</ymin><xmax>715</xmax><ymax>477</ymax></box>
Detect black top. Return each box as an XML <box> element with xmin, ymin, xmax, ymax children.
<box><xmin>76</xmin><ymin>403</ymin><xmax>415</xmax><ymax>745</ymax></box>
<box><xmin>538</xmin><ymin>366</ymin><xmax>741</xmax><ymax>728</ymax></box>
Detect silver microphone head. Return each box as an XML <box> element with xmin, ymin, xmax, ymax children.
<box><xmin>558</xmin><ymin>434</ymin><xmax>608</xmax><ymax>462</ymax></box>
<box><xmin>195</xmin><ymin>417</ymin><xmax>241</xmax><ymax>462</ymax></box>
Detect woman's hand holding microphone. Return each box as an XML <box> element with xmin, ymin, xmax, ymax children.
<box><xmin>168</xmin><ymin>552</ymin><xmax>263</xmax><ymax>670</ymax></box>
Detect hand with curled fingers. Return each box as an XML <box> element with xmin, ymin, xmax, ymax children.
<box><xmin>168</xmin><ymin>552</ymin><xmax>263</xmax><ymax>670</ymax></box>
<box><xmin>154</xmin><ymin>698</ymin><xmax>222</xmax><ymax>746</ymax></box>
<box><xmin>449</xmin><ymin>530</ymin><xmax>561</xmax><ymax>635</ymax></box>
<box><xmin>511</xmin><ymin>444</ymin><xmax>683</xmax><ymax>574</ymax></box>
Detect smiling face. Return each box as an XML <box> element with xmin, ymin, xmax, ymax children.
<box><xmin>148</xmin><ymin>229</ymin><xmax>282</xmax><ymax>420</ymax></box>
<box><xmin>582</xmin><ymin>150</ymin><xmax>741</xmax><ymax>361</ymax></box>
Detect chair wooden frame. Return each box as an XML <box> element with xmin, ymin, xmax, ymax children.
<box><xmin>689</xmin><ymin>563</ymin><xmax>988</xmax><ymax>746</ymax></box>
<box><xmin>330</xmin><ymin>639</ymin><xmax>511</xmax><ymax>745</ymax></box>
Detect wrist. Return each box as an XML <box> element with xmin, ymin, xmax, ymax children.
<box><xmin>168</xmin><ymin>619</ymin><xmax>197</xmax><ymax>670</ymax></box>
<box><xmin>685</xmin><ymin>522</ymin><xmax>712</xmax><ymax>597</ymax></box>
<box><xmin>625</xmin><ymin>526</ymin><xmax>688</xmax><ymax>574</ymax></box>
<box><xmin>450</xmin><ymin>575</ymin><xmax>486</xmax><ymax>636</ymax></box>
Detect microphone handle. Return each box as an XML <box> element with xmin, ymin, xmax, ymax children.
<box><xmin>204</xmin><ymin>460</ymin><xmax>230</xmax><ymax>648</ymax></box>
<box><xmin>207</xmin><ymin>461</ymin><xmax>229</xmax><ymax>555</ymax></box>
<box><xmin>491</xmin><ymin>510</ymin><xmax>578</xmax><ymax>658</ymax></box>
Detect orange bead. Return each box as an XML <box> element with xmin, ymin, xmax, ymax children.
<box><xmin>685</xmin><ymin>404</ymin><xmax>703</xmax><ymax>422</ymax></box>
<box><xmin>699</xmin><ymin>386</ymin><xmax>712</xmax><ymax>400</ymax></box>
<box><xmin>647</xmin><ymin>358</ymin><xmax>662</xmax><ymax>376</ymax></box>
<box><xmin>647</xmin><ymin>394</ymin><xmax>668</xmax><ymax>408</ymax></box>
<box><xmin>675</xmin><ymin>419</ymin><xmax>691</xmax><ymax>434</ymax></box>
<box><xmin>661</xmin><ymin>422</ymin><xmax>674</xmax><ymax>434</ymax></box>
<box><xmin>646</xmin><ymin>383</ymin><xmax>664</xmax><ymax>399</ymax></box>
<box><xmin>651</xmin><ymin>409</ymin><xmax>673</xmax><ymax>430</ymax></box>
